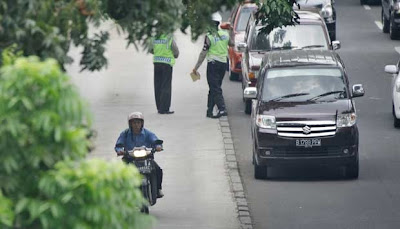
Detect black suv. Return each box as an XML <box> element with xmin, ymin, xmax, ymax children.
<box><xmin>382</xmin><ymin>0</ymin><xmax>400</xmax><ymax>39</ymax></box>
<box><xmin>296</xmin><ymin>0</ymin><xmax>337</xmax><ymax>40</ymax></box>
<box><xmin>239</xmin><ymin>11</ymin><xmax>340</xmax><ymax>115</ymax></box>
<box><xmin>251</xmin><ymin>50</ymin><xmax>365</xmax><ymax>179</ymax></box>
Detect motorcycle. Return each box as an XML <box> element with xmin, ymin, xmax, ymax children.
<box><xmin>119</xmin><ymin>139</ymin><xmax>163</xmax><ymax>214</ymax></box>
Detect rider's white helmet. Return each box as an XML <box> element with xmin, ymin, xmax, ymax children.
<box><xmin>128</xmin><ymin>112</ymin><xmax>144</xmax><ymax>127</ymax></box>
<box><xmin>211</xmin><ymin>12</ymin><xmax>222</xmax><ymax>24</ymax></box>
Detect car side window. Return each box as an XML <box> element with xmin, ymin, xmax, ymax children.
<box><xmin>257</xmin><ymin>66</ymin><xmax>266</xmax><ymax>100</ymax></box>
<box><xmin>230</xmin><ymin>6</ymin><xmax>239</xmax><ymax>25</ymax></box>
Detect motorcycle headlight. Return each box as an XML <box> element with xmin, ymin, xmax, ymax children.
<box><xmin>132</xmin><ymin>149</ymin><xmax>147</xmax><ymax>158</ymax></box>
<box><xmin>321</xmin><ymin>4</ymin><xmax>333</xmax><ymax>18</ymax></box>
<box><xmin>337</xmin><ymin>113</ymin><xmax>357</xmax><ymax>127</ymax></box>
<box><xmin>256</xmin><ymin>115</ymin><xmax>276</xmax><ymax>129</ymax></box>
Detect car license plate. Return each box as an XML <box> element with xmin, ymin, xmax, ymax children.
<box><xmin>296</xmin><ymin>139</ymin><xmax>321</xmax><ymax>148</ymax></box>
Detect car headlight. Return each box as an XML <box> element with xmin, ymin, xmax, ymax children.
<box><xmin>256</xmin><ymin>115</ymin><xmax>276</xmax><ymax>129</ymax></box>
<box><xmin>394</xmin><ymin>2</ymin><xmax>400</xmax><ymax>11</ymax></box>
<box><xmin>321</xmin><ymin>4</ymin><xmax>333</xmax><ymax>18</ymax></box>
<box><xmin>337</xmin><ymin>113</ymin><xmax>357</xmax><ymax>127</ymax></box>
<box><xmin>132</xmin><ymin>149</ymin><xmax>147</xmax><ymax>157</ymax></box>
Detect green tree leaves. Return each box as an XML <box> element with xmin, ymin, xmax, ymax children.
<box><xmin>0</xmin><ymin>56</ymin><xmax>151</xmax><ymax>228</ymax></box>
<box><xmin>0</xmin><ymin>0</ymin><xmax>298</xmax><ymax>72</ymax></box>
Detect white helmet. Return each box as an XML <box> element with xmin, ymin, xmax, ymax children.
<box><xmin>128</xmin><ymin>112</ymin><xmax>144</xmax><ymax>127</ymax></box>
<box><xmin>211</xmin><ymin>12</ymin><xmax>222</xmax><ymax>24</ymax></box>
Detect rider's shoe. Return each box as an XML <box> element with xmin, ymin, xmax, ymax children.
<box><xmin>157</xmin><ymin>189</ymin><xmax>164</xmax><ymax>198</ymax></box>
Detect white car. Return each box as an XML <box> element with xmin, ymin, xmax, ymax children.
<box><xmin>384</xmin><ymin>64</ymin><xmax>400</xmax><ymax>128</ymax></box>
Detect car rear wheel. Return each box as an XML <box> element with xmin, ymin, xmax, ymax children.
<box><xmin>393</xmin><ymin>103</ymin><xmax>400</xmax><ymax>128</ymax></box>
<box><xmin>345</xmin><ymin>160</ymin><xmax>359</xmax><ymax>179</ymax></box>
<box><xmin>245</xmin><ymin>100</ymin><xmax>252</xmax><ymax>114</ymax></box>
<box><xmin>382</xmin><ymin>9</ymin><xmax>390</xmax><ymax>33</ymax></box>
<box><xmin>390</xmin><ymin>15</ymin><xmax>400</xmax><ymax>40</ymax></box>
<box><xmin>229</xmin><ymin>71</ymin><xmax>240</xmax><ymax>81</ymax></box>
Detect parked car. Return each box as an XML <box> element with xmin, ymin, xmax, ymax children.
<box><xmin>382</xmin><ymin>0</ymin><xmax>400</xmax><ymax>39</ymax></box>
<box><xmin>251</xmin><ymin>50</ymin><xmax>364</xmax><ymax>179</ymax></box>
<box><xmin>384</xmin><ymin>63</ymin><xmax>400</xmax><ymax>127</ymax></box>
<box><xmin>295</xmin><ymin>0</ymin><xmax>337</xmax><ymax>41</ymax></box>
<box><xmin>238</xmin><ymin>11</ymin><xmax>340</xmax><ymax>114</ymax></box>
<box><xmin>225</xmin><ymin>1</ymin><xmax>258</xmax><ymax>81</ymax></box>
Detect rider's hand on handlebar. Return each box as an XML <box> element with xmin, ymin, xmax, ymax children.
<box><xmin>155</xmin><ymin>145</ymin><xmax>162</xmax><ymax>152</ymax></box>
<box><xmin>116</xmin><ymin>150</ymin><xmax>124</xmax><ymax>156</ymax></box>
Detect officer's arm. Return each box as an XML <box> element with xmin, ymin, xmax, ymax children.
<box><xmin>228</xmin><ymin>29</ymin><xmax>235</xmax><ymax>47</ymax></box>
<box><xmin>193</xmin><ymin>37</ymin><xmax>211</xmax><ymax>71</ymax></box>
<box><xmin>148</xmin><ymin>39</ymin><xmax>154</xmax><ymax>54</ymax></box>
<box><xmin>171</xmin><ymin>40</ymin><xmax>179</xmax><ymax>58</ymax></box>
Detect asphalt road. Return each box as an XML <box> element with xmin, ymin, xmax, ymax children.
<box><xmin>223</xmin><ymin>0</ymin><xmax>400</xmax><ymax>228</ymax></box>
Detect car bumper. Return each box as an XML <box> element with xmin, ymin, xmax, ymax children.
<box><xmin>229</xmin><ymin>47</ymin><xmax>242</xmax><ymax>73</ymax></box>
<box><xmin>394</xmin><ymin>91</ymin><xmax>400</xmax><ymax>119</ymax></box>
<box><xmin>254</xmin><ymin>126</ymin><xmax>358</xmax><ymax>167</ymax></box>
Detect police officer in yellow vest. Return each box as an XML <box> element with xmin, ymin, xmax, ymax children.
<box><xmin>149</xmin><ymin>34</ymin><xmax>179</xmax><ymax>114</ymax></box>
<box><xmin>192</xmin><ymin>12</ymin><xmax>234</xmax><ymax>118</ymax></box>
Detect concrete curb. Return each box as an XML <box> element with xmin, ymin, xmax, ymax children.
<box><xmin>218</xmin><ymin>116</ymin><xmax>253</xmax><ymax>229</ymax></box>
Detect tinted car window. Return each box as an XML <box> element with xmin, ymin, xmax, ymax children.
<box><xmin>262</xmin><ymin>68</ymin><xmax>347</xmax><ymax>102</ymax></box>
<box><xmin>250</xmin><ymin>24</ymin><xmax>329</xmax><ymax>51</ymax></box>
<box><xmin>236</xmin><ymin>7</ymin><xmax>257</xmax><ymax>32</ymax></box>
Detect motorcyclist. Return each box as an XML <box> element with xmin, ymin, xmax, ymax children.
<box><xmin>115</xmin><ymin>112</ymin><xmax>164</xmax><ymax>198</ymax></box>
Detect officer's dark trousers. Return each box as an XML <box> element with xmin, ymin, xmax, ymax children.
<box><xmin>154</xmin><ymin>63</ymin><xmax>172</xmax><ymax>112</ymax></box>
<box><xmin>207</xmin><ymin>61</ymin><xmax>227</xmax><ymax>113</ymax></box>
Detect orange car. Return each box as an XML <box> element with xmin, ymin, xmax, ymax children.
<box><xmin>226</xmin><ymin>1</ymin><xmax>257</xmax><ymax>81</ymax></box>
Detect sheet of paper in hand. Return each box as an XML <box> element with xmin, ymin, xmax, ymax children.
<box><xmin>190</xmin><ymin>71</ymin><xmax>201</xmax><ymax>82</ymax></box>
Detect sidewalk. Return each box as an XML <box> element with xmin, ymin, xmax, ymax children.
<box><xmin>67</xmin><ymin>25</ymin><xmax>241</xmax><ymax>229</ymax></box>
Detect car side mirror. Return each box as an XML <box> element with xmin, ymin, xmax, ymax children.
<box><xmin>220</xmin><ymin>22</ymin><xmax>231</xmax><ymax>30</ymax></box>
<box><xmin>332</xmin><ymin>40</ymin><xmax>341</xmax><ymax>50</ymax></box>
<box><xmin>384</xmin><ymin>65</ymin><xmax>398</xmax><ymax>75</ymax></box>
<box><xmin>237</xmin><ymin>42</ymin><xmax>247</xmax><ymax>53</ymax></box>
<box><xmin>244</xmin><ymin>87</ymin><xmax>257</xmax><ymax>99</ymax></box>
<box><xmin>352</xmin><ymin>84</ymin><xmax>364</xmax><ymax>98</ymax></box>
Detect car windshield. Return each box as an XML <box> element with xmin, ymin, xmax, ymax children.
<box><xmin>235</xmin><ymin>7</ymin><xmax>257</xmax><ymax>32</ymax></box>
<box><xmin>250</xmin><ymin>24</ymin><xmax>329</xmax><ymax>51</ymax></box>
<box><xmin>262</xmin><ymin>68</ymin><xmax>348</xmax><ymax>102</ymax></box>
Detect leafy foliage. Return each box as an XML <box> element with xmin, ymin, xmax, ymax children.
<box><xmin>255</xmin><ymin>0</ymin><xmax>299</xmax><ymax>35</ymax></box>
<box><xmin>0</xmin><ymin>0</ymin><xmax>298</xmax><ymax>72</ymax></box>
<box><xmin>16</xmin><ymin>159</ymin><xmax>152</xmax><ymax>229</ymax></box>
<box><xmin>0</xmin><ymin>56</ymin><xmax>92</xmax><ymax>196</ymax></box>
<box><xmin>0</xmin><ymin>191</ymin><xmax>14</xmax><ymax>227</ymax></box>
<box><xmin>0</xmin><ymin>56</ymin><xmax>150</xmax><ymax>228</ymax></box>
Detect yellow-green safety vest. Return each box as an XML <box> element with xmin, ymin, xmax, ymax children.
<box><xmin>153</xmin><ymin>34</ymin><xmax>175</xmax><ymax>66</ymax></box>
<box><xmin>206</xmin><ymin>30</ymin><xmax>229</xmax><ymax>63</ymax></box>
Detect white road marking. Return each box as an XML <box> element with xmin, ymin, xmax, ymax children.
<box><xmin>375</xmin><ymin>21</ymin><xmax>383</xmax><ymax>30</ymax></box>
<box><xmin>364</xmin><ymin>5</ymin><xmax>371</xmax><ymax>10</ymax></box>
<box><xmin>395</xmin><ymin>47</ymin><xmax>400</xmax><ymax>54</ymax></box>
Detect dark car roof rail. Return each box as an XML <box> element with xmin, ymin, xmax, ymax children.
<box><xmin>262</xmin><ymin>50</ymin><xmax>341</xmax><ymax>69</ymax></box>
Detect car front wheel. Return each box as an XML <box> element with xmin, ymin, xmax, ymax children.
<box><xmin>345</xmin><ymin>160</ymin><xmax>359</xmax><ymax>179</ymax></box>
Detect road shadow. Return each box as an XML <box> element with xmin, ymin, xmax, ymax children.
<box><xmin>264</xmin><ymin>165</ymin><xmax>351</xmax><ymax>181</ymax></box>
